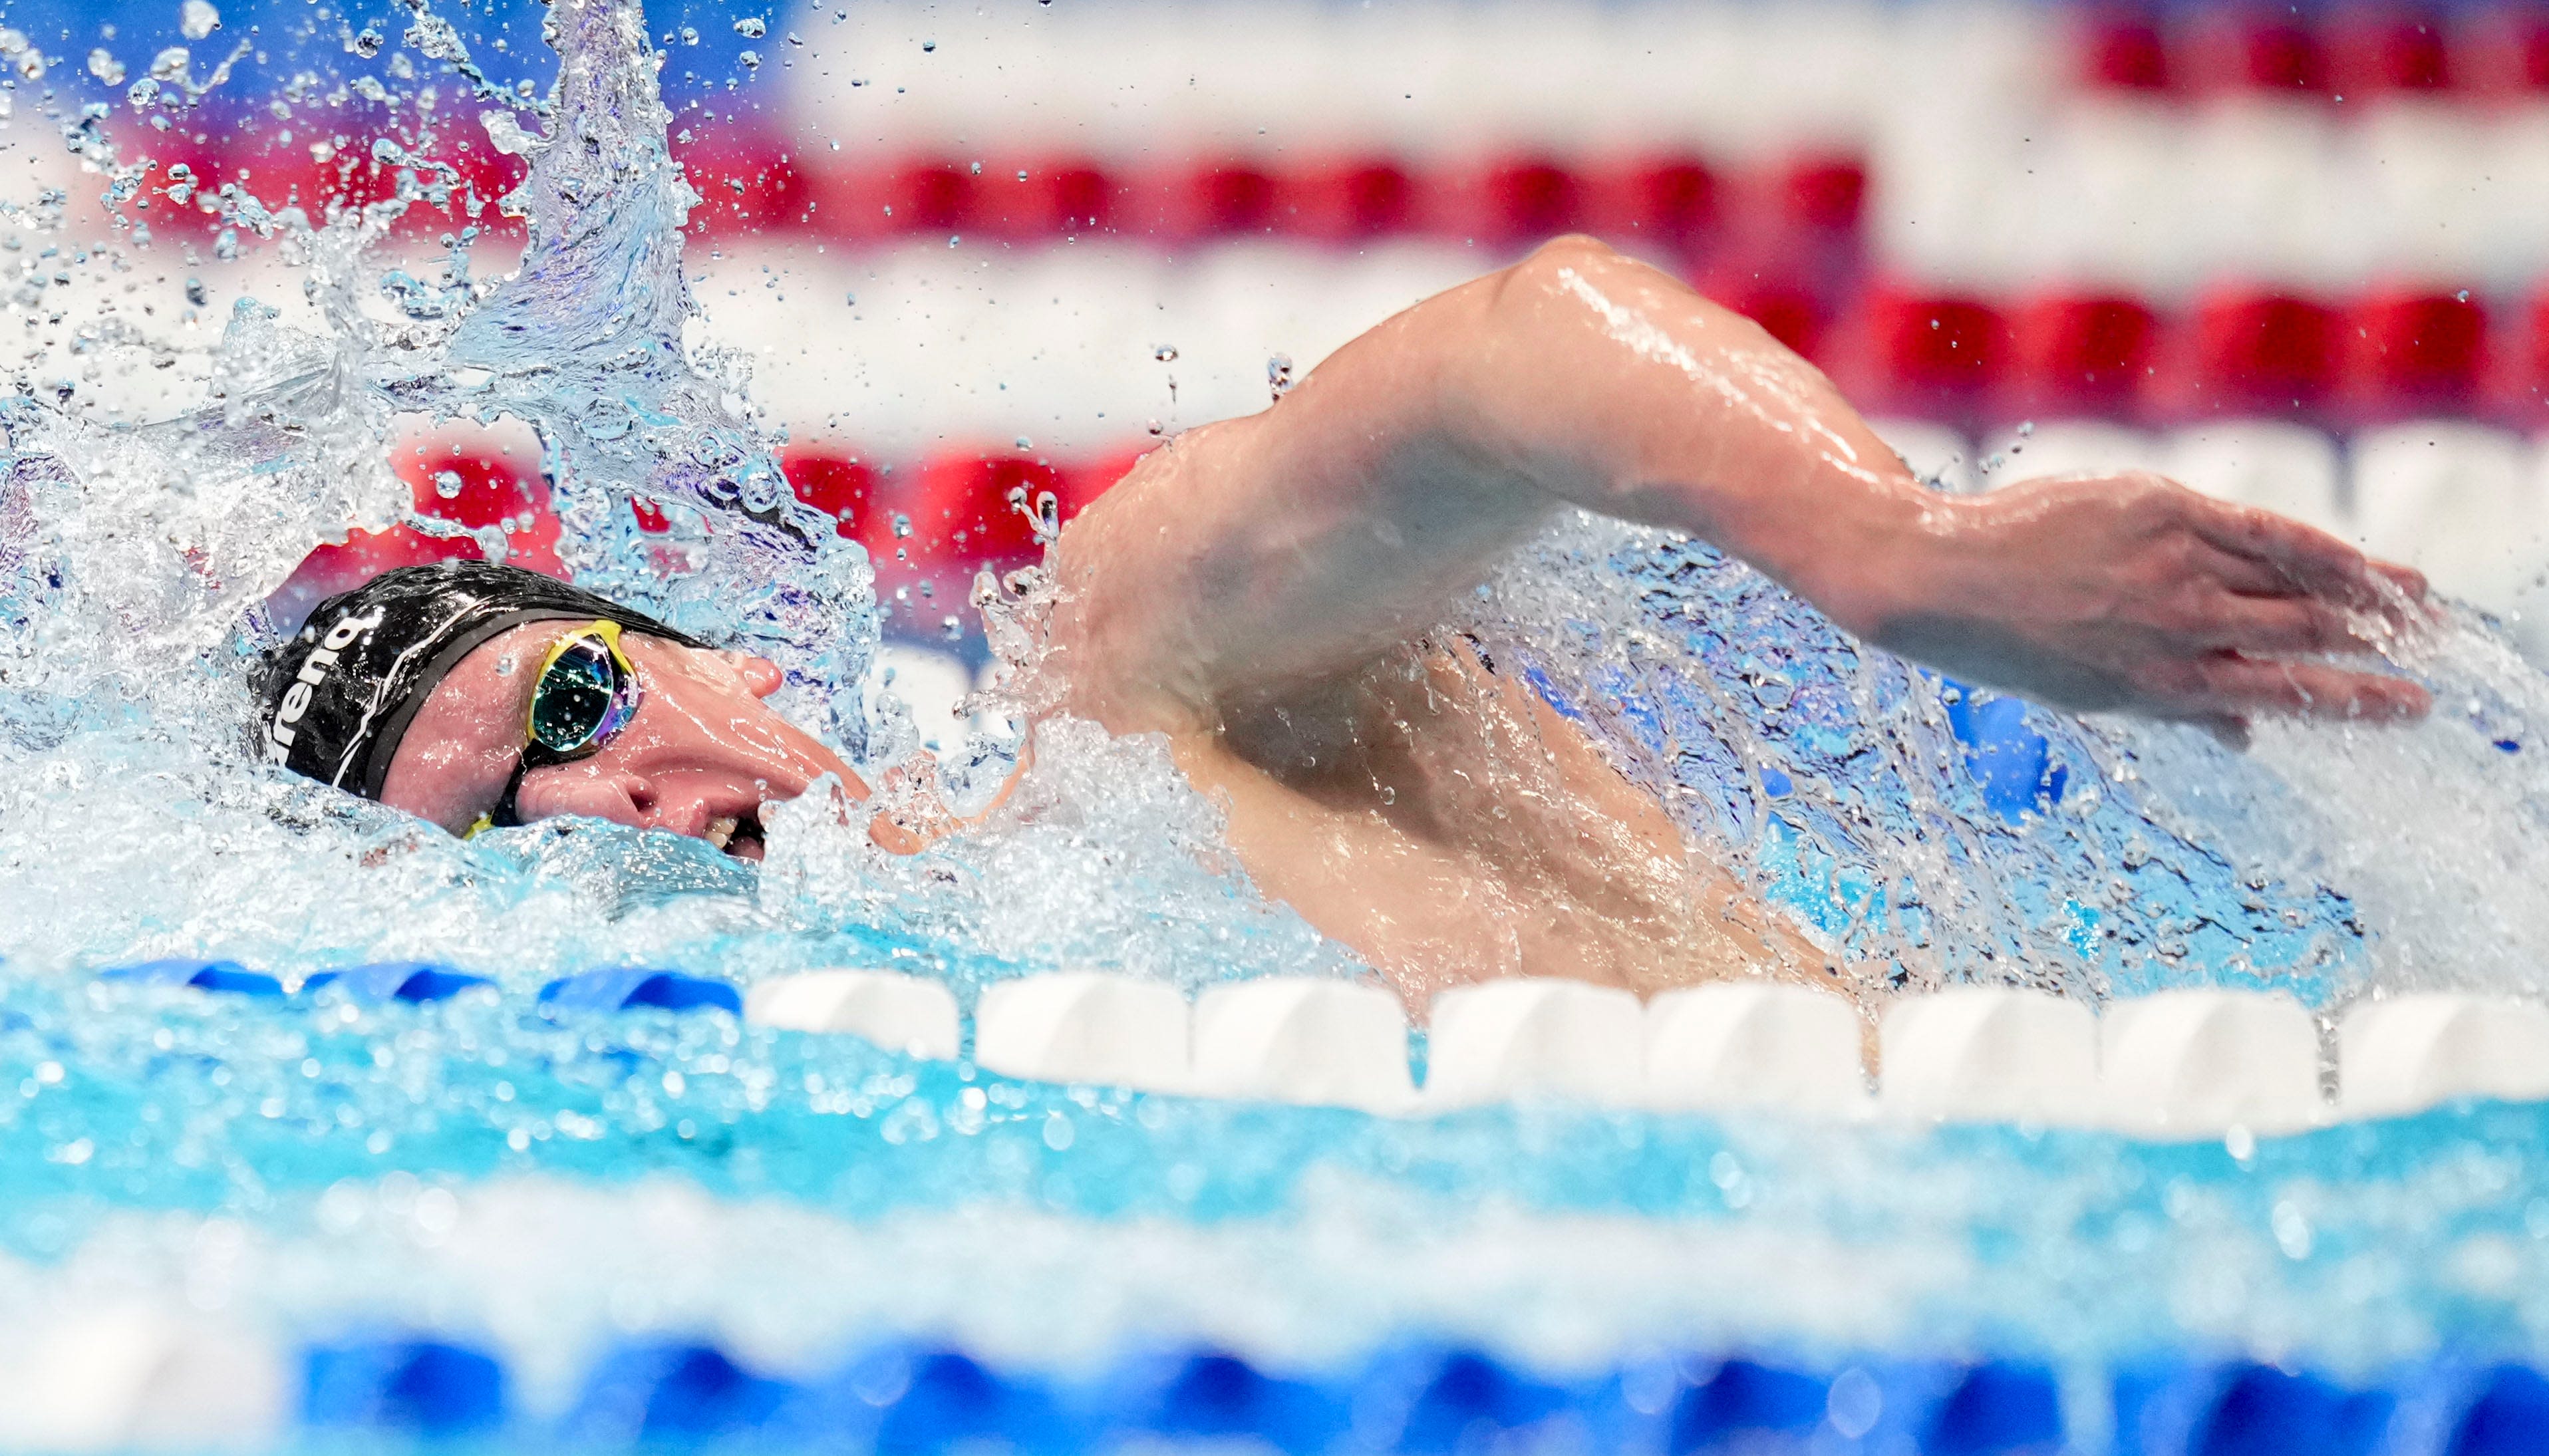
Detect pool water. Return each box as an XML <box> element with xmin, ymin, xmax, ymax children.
<box><xmin>5</xmin><ymin>0</ymin><xmax>2549</xmax><ymax>1450</ymax></box>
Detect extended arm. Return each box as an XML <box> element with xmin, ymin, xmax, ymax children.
<box><xmin>1048</xmin><ymin>235</ymin><xmax>2429</xmax><ymax>740</ymax></box>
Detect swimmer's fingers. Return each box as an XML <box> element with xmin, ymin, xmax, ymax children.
<box><xmin>2145</xmin><ymin>653</ymin><xmax>2432</xmax><ymax>724</ymax></box>
<box><xmin>2180</xmin><ymin>496</ymin><xmax>2419</xmax><ymax>614</ymax></box>
<box><xmin>2185</xmin><ymin>591</ymin><xmax>2371</xmax><ymax>656</ymax></box>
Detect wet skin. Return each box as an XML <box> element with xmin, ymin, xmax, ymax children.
<box><xmin>378</xmin><ymin>625</ymin><xmax>869</xmax><ymax>861</ymax></box>
<box><xmin>382</xmin><ymin>235</ymin><xmax>2432</xmax><ymax>1004</ymax></box>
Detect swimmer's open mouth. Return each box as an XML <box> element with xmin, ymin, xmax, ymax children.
<box><xmin>704</xmin><ymin>809</ymin><xmax>768</xmax><ymax>862</ymax></box>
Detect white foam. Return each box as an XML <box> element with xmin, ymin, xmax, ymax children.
<box><xmin>2339</xmin><ymin>992</ymin><xmax>2549</xmax><ymax>1119</ymax></box>
<box><xmin>1424</xmin><ymin>978</ymin><xmax>1643</xmax><ymax>1109</ymax></box>
<box><xmin>1189</xmin><ymin>976</ymin><xmax>1416</xmax><ymax>1113</ymax></box>
<box><xmin>744</xmin><ymin>970</ymin><xmax>962</xmax><ymax>1060</ymax></box>
<box><xmin>973</xmin><ymin>970</ymin><xmax>1191</xmax><ymax>1092</ymax></box>
<box><xmin>1644</xmin><ymin>980</ymin><xmax>1868</xmax><ymax>1115</ymax></box>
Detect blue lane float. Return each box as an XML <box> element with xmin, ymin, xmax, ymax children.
<box><xmin>271</xmin><ymin>1334</ymin><xmax>2549</xmax><ymax>1455</ymax></box>
<box><xmin>301</xmin><ymin>962</ymin><xmax>494</xmax><ymax>1003</ymax></box>
<box><xmin>301</xmin><ymin>1338</ymin><xmax>509</xmax><ymax>1437</ymax></box>
<box><xmin>94</xmin><ymin>958</ymin><xmax>284</xmax><ymax>997</ymax></box>
<box><xmin>535</xmin><ymin>968</ymin><xmax>744</xmax><ymax>1016</ymax></box>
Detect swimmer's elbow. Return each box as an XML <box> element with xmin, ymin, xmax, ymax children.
<box><xmin>1491</xmin><ymin>234</ymin><xmax>1627</xmax><ymax>307</ymax></box>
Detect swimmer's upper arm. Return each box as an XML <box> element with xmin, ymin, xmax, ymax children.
<box><xmin>1046</xmin><ymin>235</ymin><xmax>1932</xmax><ymax>728</ymax></box>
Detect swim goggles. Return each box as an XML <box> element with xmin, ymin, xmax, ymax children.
<box><xmin>466</xmin><ymin>620</ymin><xmax>644</xmax><ymax>837</ymax></box>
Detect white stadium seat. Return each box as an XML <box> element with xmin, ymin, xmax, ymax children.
<box><xmin>1984</xmin><ymin>420</ymin><xmax>2163</xmax><ymax>486</ymax></box>
<box><xmin>1867</xmin><ymin>418</ymin><xmax>1973</xmax><ymax>494</ymax></box>
<box><xmin>2351</xmin><ymin>423</ymin><xmax>2549</xmax><ymax>657</ymax></box>
<box><xmin>2162</xmin><ymin>422</ymin><xmax>2347</xmax><ymax>538</ymax></box>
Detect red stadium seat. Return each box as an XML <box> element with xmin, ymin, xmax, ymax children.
<box><xmin>2452</xmin><ymin>7</ymin><xmax>2549</xmax><ymax>94</ymax></box>
<box><xmin>903</xmin><ymin>453</ymin><xmax>1064</xmax><ymax>576</ymax></box>
<box><xmin>1072</xmin><ymin>446</ymin><xmax>1155</xmax><ymax>503</ymax></box>
<box><xmin>398</xmin><ymin>446</ymin><xmax>566</xmax><ymax>578</ymax></box>
<box><xmin>676</xmin><ymin>139</ymin><xmax>814</xmax><ymax>236</ymax></box>
<box><xmin>2180</xmin><ymin>13</ymin><xmax>2330</xmax><ymax>96</ymax></box>
<box><xmin>1437</xmin><ymin>156</ymin><xmax>1586</xmax><ymax>247</ymax></box>
<box><xmin>2345</xmin><ymin>289</ymin><xmax>2488</xmax><ymax>416</ymax></box>
<box><xmin>810</xmin><ymin>159</ymin><xmax>982</xmax><ymax>242</ymax></box>
<box><xmin>2187</xmin><ymin>290</ymin><xmax>2343</xmax><ymax>414</ymax></box>
<box><xmin>2078</xmin><ymin>10</ymin><xmax>2173</xmax><ymax>90</ymax></box>
<box><xmin>890</xmin><ymin>160</ymin><xmax>982</xmax><ymax>233</ymax></box>
<box><xmin>1276</xmin><ymin>158</ymin><xmax>1418</xmax><ymax>242</ymax></box>
<box><xmin>1583</xmin><ymin>155</ymin><xmax>1720</xmax><ymax>253</ymax></box>
<box><xmin>1124</xmin><ymin>160</ymin><xmax>1281</xmax><ymax>241</ymax></box>
<box><xmin>2327</xmin><ymin>8</ymin><xmax>2454</xmax><ymax>94</ymax></box>
<box><xmin>1847</xmin><ymin>289</ymin><xmax>2013</xmax><ymax>416</ymax></box>
<box><xmin>780</xmin><ymin>448</ymin><xmax>882</xmax><ymax>540</ymax></box>
<box><xmin>1777</xmin><ymin>156</ymin><xmax>1866</xmax><ymax>235</ymax></box>
<box><xmin>1695</xmin><ymin>268</ymin><xmax>1830</xmax><ymax>363</ymax></box>
<box><xmin>2505</xmin><ymin>289</ymin><xmax>2549</xmax><ymax>424</ymax></box>
<box><xmin>271</xmin><ymin>444</ymin><xmax>563</xmax><ymax>627</ymax></box>
<box><xmin>2007</xmin><ymin>294</ymin><xmax>2161</xmax><ymax>418</ymax></box>
<box><xmin>976</xmin><ymin>158</ymin><xmax>1118</xmax><ymax>239</ymax></box>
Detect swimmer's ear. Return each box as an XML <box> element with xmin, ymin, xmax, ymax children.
<box><xmin>714</xmin><ymin>650</ymin><xmax>785</xmax><ymax>698</ymax></box>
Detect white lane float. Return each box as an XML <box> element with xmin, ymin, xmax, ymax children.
<box><xmin>2338</xmin><ymin>992</ymin><xmax>2549</xmax><ymax>1119</ymax></box>
<box><xmin>1878</xmin><ymin>986</ymin><xmax>2101</xmax><ymax>1124</ymax></box>
<box><xmin>1424</xmin><ymin>978</ymin><xmax>1644</xmax><ymax>1109</ymax></box>
<box><xmin>1644</xmin><ymin>980</ymin><xmax>1869</xmax><ymax>1115</ymax></box>
<box><xmin>2097</xmin><ymin>988</ymin><xmax>2326</xmax><ymax>1138</ymax></box>
<box><xmin>0</xmin><ymin>1307</ymin><xmax>286</xmax><ymax>1451</ymax></box>
<box><xmin>973</xmin><ymin>970</ymin><xmax>1192</xmax><ymax>1093</ymax></box>
<box><xmin>744</xmin><ymin>970</ymin><xmax>963</xmax><ymax>1061</ymax></box>
<box><xmin>1189</xmin><ymin>976</ymin><xmax>1417</xmax><ymax>1113</ymax></box>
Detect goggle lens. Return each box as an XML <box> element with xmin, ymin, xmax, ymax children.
<box><xmin>528</xmin><ymin>636</ymin><xmax>633</xmax><ymax>754</ymax></box>
<box><xmin>465</xmin><ymin>621</ymin><xmax>644</xmax><ymax>839</ymax></box>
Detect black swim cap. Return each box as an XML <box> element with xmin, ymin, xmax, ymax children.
<box><xmin>251</xmin><ymin>560</ymin><xmax>710</xmax><ymax>801</ymax></box>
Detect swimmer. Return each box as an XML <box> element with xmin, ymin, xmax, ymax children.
<box><xmin>255</xmin><ymin>237</ymin><xmax>2430</xmax><ymax>1004</ymax></box>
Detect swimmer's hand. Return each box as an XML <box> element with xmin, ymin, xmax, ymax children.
<box><xmin>1833</xmin><ymin>472</ymin><xmax>2433</xmax><ymax>745</ymax></box>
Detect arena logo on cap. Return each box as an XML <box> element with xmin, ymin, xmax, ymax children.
<box><xmin>263</xmin><ymin>606</ymin><xmax>384</xmax><ymax>764</ymax></box>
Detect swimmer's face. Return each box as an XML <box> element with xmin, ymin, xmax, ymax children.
<box><xmin>378</xmin><ymin>622</ymin><xmax>864</xmax><ymax>861</ymax></box>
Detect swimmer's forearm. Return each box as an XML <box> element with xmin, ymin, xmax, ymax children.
<box><xmin>1425</xmin><ymin>236</ymin><xmax>1938</xmax><ymax>637</ymax></box>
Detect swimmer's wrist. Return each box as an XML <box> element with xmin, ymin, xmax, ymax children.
<box><xmin>1763</xmin><ymin>476</ymin><xmax>1956</xmax><ymax>648</ymax></box>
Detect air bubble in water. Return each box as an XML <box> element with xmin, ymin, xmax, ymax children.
<box><xmin>179</xmin><ymin>0</ymin><xmax>219</xmax><ymax>39</ymax></box>
<box><xmin>433</xmin><ymin>470</ymin><xmax>465</xmax><ymax>500</ymax></box>
<box><xmin>732</xmin><ymin>15</ymin><xmax>767</xmax><ymax>37</ymax></box>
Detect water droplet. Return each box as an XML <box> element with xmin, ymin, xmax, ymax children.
<box><xmin>87</xmin><ymin>50</ymin><xmax>126</xmax><ymax>86</ymax></box>
<box><xmin>179</xmin><ymin>0</ymin><xmax>219</xmax><ymax>41</ymax></box>
<box><xmin>432</xmin><ymin>470</ymin><xmax>464</xmax><ymax>500</ymax></box>
<box><xmin>1152</xmin><ymin>344</ymin><xmax>1177</xmax><ymax>362</ymax></box>
<box><xmin>921</xmin><ymin>39</ymin><xmax>937</xmax><ymax>52</ymax></box>
<box><xmin>732</xmin><ymin>15</ymin><xmax>766</xmax><ymax>38</ymax></box>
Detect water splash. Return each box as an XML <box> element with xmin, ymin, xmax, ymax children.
<box><xmin>1466</xmin><ymin>515</ymin><xmax>2549</xmax><ymax>1009</ymax></box>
